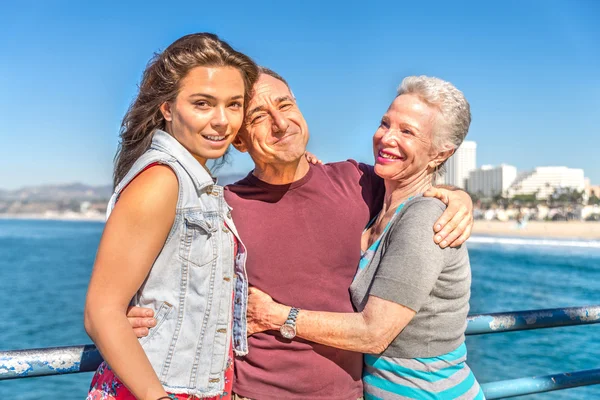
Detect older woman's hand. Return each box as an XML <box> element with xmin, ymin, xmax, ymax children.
<box><xmin>247</xmin><ymin>286</ymin><xmax>289</xmax><ymax>336</ymax></box>
<box><xmin>423</xmin><ymin>186</ymin><xmax>473</xmax><ymax>248</ymax></box>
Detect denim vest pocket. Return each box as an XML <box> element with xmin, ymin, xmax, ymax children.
<box><xmin>179</xmin><ymin>213</ymin><xmax>218</xmax><ymax>268</ymax></box>
<box><xmin>140</xmin><ymin>301</ymin><xmax>173</xmax><ymax>346</ymax></box>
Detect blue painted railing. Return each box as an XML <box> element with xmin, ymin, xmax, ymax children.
<box><xmin>1</xmin><ymin>305</ymin><xmax>599</xmax><ymax>399</ymax></box>
<box><xmin>466</xmin><ymin>305</ymin><xmax>600</xmax><ymax>398</ymax></box>
<box><xmin>465</xmin><ymin>305</ymin><xmax>600</xmax><ymax>335</ymax></box>
<box><xmin>482</xmin><ymin>369</ymin><xmax>600</xmax><ymax>399</ymax></box>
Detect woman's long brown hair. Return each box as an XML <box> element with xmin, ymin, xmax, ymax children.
<box><xmin>113</xmin><ymin>33</ymin><xmax>258</xmax><ymax>188</ymax></box>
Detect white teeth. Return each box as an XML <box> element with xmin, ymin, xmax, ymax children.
<box><xmin>203</xmin><ymin>135</ymin><xmax>227</xmax><ymax>141</ymax></box>
<box><xmin>380</xmin><ymin>151</ymin><xmax>400</xmax><ymax>159</ymax></box>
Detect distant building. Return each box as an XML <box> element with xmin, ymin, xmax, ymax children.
<box><xmin>441</xmin><ymin>141</ymin><xmax>476</xmax><ymax>189</ymax></box>
<box><xmin>507</xmin><ymin>166</ymin><xmax>585</xmax><ymax>199</ymax></box>
<box><xmin>585</xmin><ymin>178</ymin><xmax>600</xmax><ymax>198</ymax></box>
<box><xmin>80</xmin><ymin>201</ymin><xmax>92</xmax><ymax>213</ymax></box>
<box><xmin>467</xmin><ymin>164</ymin><xmax>517</xmax><ymax>198</ymax></box>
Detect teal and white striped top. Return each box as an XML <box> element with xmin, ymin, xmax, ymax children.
<box><xmin>363</xmin><ymin>343</ymin><xmax>484</xmax><ymax>399</ymax></box>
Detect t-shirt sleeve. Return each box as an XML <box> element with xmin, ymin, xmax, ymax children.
<box><xmin>355</xmin><ymin>161</ymin><xmax>385</xmax><ymax>220</ymax></box>
<box><xmin>369</xmin><ymin>198</ymin><xmax>447</xmax><ymax>313</ymax></box>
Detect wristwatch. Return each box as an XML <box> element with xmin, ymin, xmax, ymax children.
<box><xmin>279</xmin><ymin>307</ymin><xmax>300</xmax><ymax>339</ymax></box>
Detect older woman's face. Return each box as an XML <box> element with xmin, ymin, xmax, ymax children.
<box><xmin>373</xmin><ymin>94</ymin><xmax>440</xmax><ymax>181</ymax></box>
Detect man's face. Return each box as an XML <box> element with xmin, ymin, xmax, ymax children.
<box><xmin>234</xmin><ymin>74</ymin><xmax>309</xmax><ymax>167</ymax></box>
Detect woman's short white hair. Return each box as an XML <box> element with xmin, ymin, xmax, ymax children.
<box><xmin>397</xmin><ymin>75</ymin><xmax>471</xmax><ymax>153</ymax></box>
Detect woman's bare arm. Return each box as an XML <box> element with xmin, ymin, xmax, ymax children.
<box><xmin>84</xmin><ymin>165</ymin><xmax>177</xmax><ymax>400</ymax></box>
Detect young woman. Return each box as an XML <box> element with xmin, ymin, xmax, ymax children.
<box><xmin>85</xmin><ymin>33</ymin><xmax>258</xmax><ymax>400</ymax></box>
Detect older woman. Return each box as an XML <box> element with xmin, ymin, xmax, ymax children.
<box><xmin>247</xmin><ymin>76</ymin><xmax>484</xmax><ymax>399</ymax></box>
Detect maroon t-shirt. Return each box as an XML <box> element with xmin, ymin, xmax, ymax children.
<box><xmin>224</xmin><ymin>160</ymin><xmax>384</xmax><ymax>400</ymax></box>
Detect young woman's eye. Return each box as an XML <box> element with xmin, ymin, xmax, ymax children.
<box><xmin>229</xmin><ymin>102</ymin><xmax>243</xmax><ymax>110</ymax></box>
<box><xmin>195</xmin><ymin>101</ymin><xmax>210</xmax><ymax>108</ymax></box>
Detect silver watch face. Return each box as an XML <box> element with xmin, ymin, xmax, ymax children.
<box><xmin>280</xmin><ymin>324</ymin><xmax>296</xmax><ymax>339</ymax></box>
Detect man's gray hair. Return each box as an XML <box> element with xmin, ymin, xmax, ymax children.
<box><xmin>258</xmin><ymin>66</ymin><xmax>295</xmax><ymax>99</ymax></box>
<box><xmin>397</xmin><ymin>76</ymin><xmax>471</xmax><ymax>152</ymax></box>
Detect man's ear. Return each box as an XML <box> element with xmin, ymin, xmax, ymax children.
<box><xmin>160</xmin><ymin>102</ymin><xmax>173</xmax><ymax>122</ymax></box>
<box><xmin>232</xmin><ymin>132</ymin><xmax>248</xmax><ymax>153</ymax></box>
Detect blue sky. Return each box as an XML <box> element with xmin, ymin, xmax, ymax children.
<box><xmin>1</xmin><ymin>0</ymin><xmax>598</xmax><ymax>189</ymax></box>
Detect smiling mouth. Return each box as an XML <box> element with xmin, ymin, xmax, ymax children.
<box><xmin>202</xmin><ymin>134</ymin><xmax>229</xmax><ymax>142</ymax></box>
<box><xmin>378</xmin><ymin>150</ymin><xmax>402</xmax><ymax>160</ymax></box>
<box><xmin>273</xmin><ymin>132</ymin><xmax>299</xmax><ymax>144</ymax></box>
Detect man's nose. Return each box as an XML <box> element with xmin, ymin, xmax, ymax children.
<box><xmin>271</xmin><ymin>110</ymin><xmax>289</xmax><ymax>134</ymax></box>
<box><xmin>211</xmin><ymin>106</ymin><xmax>229</xmax><ymax>133</ymax></box>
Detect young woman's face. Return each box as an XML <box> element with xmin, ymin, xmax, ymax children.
<box><xmin>161</xmin><ymin>66</ymin><xmax>246</xmax><ymax>165</ymax></box>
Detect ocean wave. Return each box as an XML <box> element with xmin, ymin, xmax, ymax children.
<box><xmin>470</xmin><ymin>236</ymin><xmax>600</xmax><ymax>249</ymax></box>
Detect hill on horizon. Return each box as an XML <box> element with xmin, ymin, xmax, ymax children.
<box><xmin>0</xmin><ymin>172</ymin><xmax>248</xmax><ymax>202</ymax></box>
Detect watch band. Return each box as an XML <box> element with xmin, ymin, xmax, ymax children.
<box><xmin>279</xmin><ymin>307</ymin><xmax>300</xmax><ymax>339</ymax></box>
<box><xmin>285</xmin><ymin>307</ymin><xmax>300</xmax><ymax>325</ymax></box>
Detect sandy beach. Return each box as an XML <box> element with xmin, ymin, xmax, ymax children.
<box><xmin>473</xmin><ymin>220</ymin><xmax>600</xmax><ymax>240</ymax></box>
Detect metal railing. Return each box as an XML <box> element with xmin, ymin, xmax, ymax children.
<box><xmin>466</xmin><ymin>305</ymin><xmax>600</xmax><ymax>399</ymax></box>
<box><xmin>465</xmin><ymin>305</ymin><xmax>600</xmax><ymax>335</ymax></box>
<box><xmin>1</xmin><ymin>305</ymin><xmax>600</xmax><ymax>399</ymax></box>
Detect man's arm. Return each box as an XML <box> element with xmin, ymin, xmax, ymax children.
<box><xmin>126</xmin><ymin>306</ymin><xmax>156</xmax><ymax>338</ymax></box>
<box><xmin>424</xmin><ymin>185</ymin><xmax>473</xmax><ymax>248</ymax></box>
<box><xmin>358</xmin><ymin>162</ymin><xmax>473</xmax><ymax>249</ymax></box>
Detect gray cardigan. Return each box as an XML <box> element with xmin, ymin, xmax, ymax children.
<box><xmin>349</xmin><ymin>197</ymin><xmax>471</xmax><ymax>358</ymax></box>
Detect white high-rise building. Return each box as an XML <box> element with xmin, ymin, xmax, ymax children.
<box><xmin>442</xmin><ymin>141</ymin><xmax>476</xmax><ymax>189</ymax></box>
<box><xmin>467</xmin><ymin>164</ymin><xmax>517</xmax><ymax>198</ymax></box>
<box><xmin>507</xmin><ymin>166</ymin><xmax>585</xmax><ymax>199</ymax></box>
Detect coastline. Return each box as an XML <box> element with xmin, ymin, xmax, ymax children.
<box><xmin>2</xmin><ymin>214</ymin><xmax>600</xmax><ymax>240</ymax></box>
<box><xmin>472</xmin><ymin>220</ymin><xmax>600</xmax><ymax>240</ymax></box>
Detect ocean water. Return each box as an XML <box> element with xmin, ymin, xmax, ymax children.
<box><xmin>0</xmin><ymin>219</ymin><xmax>599</xmax><ymax>399</ymax></box>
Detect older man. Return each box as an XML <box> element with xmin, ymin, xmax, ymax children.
<box><xmin>128</xmin><ymin>68</ymin><xmax>473</xmax><ymax>400</ymax></box>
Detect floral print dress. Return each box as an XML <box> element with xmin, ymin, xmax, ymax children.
<box><xmin>87</xmin><ymin>352</ymin><xmax>233</xmax><ymax>400</ymax></box>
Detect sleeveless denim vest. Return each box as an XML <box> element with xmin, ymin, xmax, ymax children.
<box><xmin>106</xmin><ymin>130</ymin><xmax>249</xmax><ymax>397</ymax></box>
